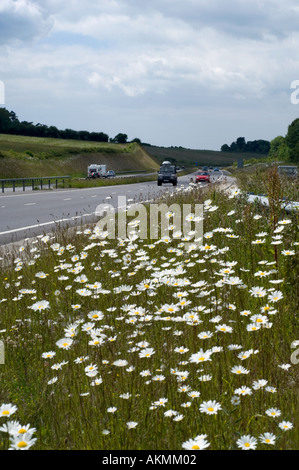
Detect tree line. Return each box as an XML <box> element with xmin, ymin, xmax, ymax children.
<box><xmin>0</xmin><ymin>107</ymin><xmax>138</xmax><ymax>144</ymax></box>
<box><xmin>221</xmin><ymin>137</ymin><xmax>271</xmax><ymax>154</ymax></box>
<box><xmin>221</xmin><ymin>118</ymin><xmax>299</xmax><ymax>163</ymax></box>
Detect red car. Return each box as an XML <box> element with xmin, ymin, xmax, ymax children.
<box><xmin>196</xmin><ymin>171</ymin><xmax>210</xmax><ymax>183</ymax></box>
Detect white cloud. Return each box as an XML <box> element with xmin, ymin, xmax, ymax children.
<box><xmin>0</xmin><ymin>0</ymin><xmax>54</xmax><ymax>45</ymax></box>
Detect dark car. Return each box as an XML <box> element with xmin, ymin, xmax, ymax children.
<box><xmin>106</xmin><ymin>170</ymin><xmax>116</xmax><ymax>177</ymax></box>
<box><xmin>202</xmin><ymin>166</ymin><xmax>208</xmax><ymax>171</ymax></box>
<box><xmin>157</xmin><ymin>164</ymin><xmax>177</xmax><ymax>186</ymax></box>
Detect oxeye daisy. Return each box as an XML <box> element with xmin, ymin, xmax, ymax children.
<box><xmin>126</xmin><ymin>421</ymin><xmax>138</xmax><ymax>429</ymax></box>
<box><xmin>199</xmin><ymin>400</ymin><xmax>222</xmax><ymax>415</ymax></box>
<box><xmin>41</xmin><ymin>351</ymin><xmax>56</xmax><ymax>359</ymax></box>
<box><xmin>265</xmin><ymin>408</ymin><xmax>281</xmax><ymax>418</ymax></box>
<box><xmin>0</xmin><ymin>404</ymin><xmax>17</xmax><ymax>418</ymax></box>
<box><xmin>236</xmin><ymin>435</ymin><xmax>257</xmax><ymax>450</ymax></box>
<box><xmin>107</xmin><ymin>407</ymin><xmax>117</xmax><ymax>414</ymax></box>
<box><xmin>278</xmin><ymin>421</ymin><xmax>293</xmax><ymax>431</ymax></box>
<box><xmin>234</xmin><ymin>386</ymin><xmax>252</xmax><ymax>396</ymax></box>
<box><xmin>259</xmin><ymin>433</ymin><xmax>276</xmax><ymax>445</ymax></box>
<box><xmin>182</xmin><ymin>435</ymin><xmax>210</xmax><ymax>450</ymax></box>
<box><xmin>9</xmin><ymin>433</ymin><xmax>37</xmax><ymax>450</ymax></box>
<box><xmin>139</xmin><ymin>348</ymin><xmax>155</xmax><ymax>358</ymax></box>
<box><xmin>29</xmin><ymin>300</ymin><xmax>50</xmax><ymax>312</ymax></box>
<box><xmin>231</xmin><ymin>365</ymin><xmax>250</xmax><ymax>375</ymax></box>
<box><xmin>189</xmin><ymin>350</ymin><xmax>212</xmax><ymax>363</ymax></box>
<box><xmin>56</xmin><ymin>337</ymin><xmax>73</xmax><ymax>350</ymax></box>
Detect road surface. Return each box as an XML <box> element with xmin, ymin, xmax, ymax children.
<box><xmin>0</xmin><ymin>169</ymin><xmax>232</xmax><ymax>246</ymax></box>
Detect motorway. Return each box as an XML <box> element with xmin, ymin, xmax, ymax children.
<box><xmin>0</xmin><ymin>170</ymin><xmax>231</xmax><ymax>246</ymax></box>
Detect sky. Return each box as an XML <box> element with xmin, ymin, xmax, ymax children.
<box><xmin>1</xmin><ymin>0</ymin><xmax>299</xmax><ymax>150</ymax></box>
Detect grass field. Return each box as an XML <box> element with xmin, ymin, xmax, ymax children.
<box><xmin>0</xmin><ymin>165</ymin><xmax>298</xmax><ymax>451</ymax></box>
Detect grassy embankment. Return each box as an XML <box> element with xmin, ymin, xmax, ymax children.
<box><xmin>0</xmin><ymin>135</ymin><xmax>160</xmax><ymax>184</ymax></box>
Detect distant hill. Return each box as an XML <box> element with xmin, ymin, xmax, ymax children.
<box><xmin>0</xmin><ymin>134</ymin><xmax>160</xmax><ymax>178</ymax></box>
<box><xmin>142</xmin><ymin>145</ymin><xmax>268</xmax><ymax>167</ymax></box>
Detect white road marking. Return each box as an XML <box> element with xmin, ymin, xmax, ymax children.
<box><xmin>0</xmin><ymin>212</ymin><xmax>96</xmax><ymax>236</ymax></box>
<box><xmin>24</xmin><ymin>203</ymin><xmax>36</xmax><ymax>206</ymax></box>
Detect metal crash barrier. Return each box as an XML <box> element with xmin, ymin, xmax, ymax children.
<box><xmin>0</xmin><ymin>176</ymin><xmax>71</xmax><ymax>193</ymax></box>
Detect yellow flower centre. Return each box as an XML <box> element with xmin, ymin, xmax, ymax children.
<box><xmin>2</xmin><ymin>410</ymin><xmax>10</xmax><ymax>415</ymax></box>
<box><xmin>198</xmin><ymin>357</ymin><xmax>205</xmax><ymax>361</ymax></box>
<box><xmin>17</xmin><ymin>441</ymin><xmax>28</xmax><ymax>448</ymax></box>
<box><xmin>244</xmin><ymin>443</ymin><xmax>250</xmax><ymax>448</ymax></box>
<box><xmin>18</xmin><ymin>429</ymin><xmax>27</xmax><ymax>434</ymax></box>
<box><xmin>62</xmin><ymin>343</ymin><xmax>69</xmax><ymax>347</ymax></box>
<box><xmin>265</xmin><ymin>439</ymin><xmax>270</xmax><ymax>443</ymax></box>
<box><xmin>208</xmin><ymin>407</ymin><xmax>214</xmax><ymax>412</ymax></box>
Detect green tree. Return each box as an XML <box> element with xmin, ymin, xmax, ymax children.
<box><xmin>220</xmin><ymin>144</ymin><xmax>230</xmax><ymax>152</ymax></box>
<box><xmin>286</xmin><ymin>118</ymin><xmax>299</xmax><ymax>163</ymax></box>
<box><xmin>0</xmin><ymin>107</ymin><xmax>12</xmax><ymax>132</ymax></box>
<box><xmin>268</xmin><ymin>136</ymin><xmax>290</xmax><ymax>161</ymax></box>
<box><xmin>112</xmin><ymin>133</ymin><xmax>128</xmax><ymax>144</ymax></box>
<box><xmin>236</xmin><ymin>137</ymin><xmax>246</xmax><ymax>151</ymax></box>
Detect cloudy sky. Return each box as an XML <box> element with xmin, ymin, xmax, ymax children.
<box><xmin>1</xmin><ymin>0</ymin><xmax>299</xmax><ymax>150</ymax></box>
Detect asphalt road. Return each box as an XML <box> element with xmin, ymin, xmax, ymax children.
<box><xmin>0</xmin><ymin>170</ymin><xmax>231</xmax><ymax>246</ymax></box>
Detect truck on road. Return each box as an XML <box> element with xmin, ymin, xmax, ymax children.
<box><xmin>87</xmin><ymin>164</ymin><xmax>107</xmax><ymax>178</ymax></box>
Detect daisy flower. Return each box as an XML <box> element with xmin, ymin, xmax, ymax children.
<box><xmin>215</xmin><ymin>324</ymin><xmax>233</xmax><ymax>333</ymax></box>
<box><xmin>252</xmin><ymin>379</ymin><xmax>268</xmax><ymax>390</ymax></box>
<box><xmin>278</xmin><ymin>421</ymin><xmax>293</xmax><ymax>431</ymax></box>
<box><xmin>41</xmin><ymin>351</ymin><xmax>56</xmax><ymax>359</ymax></box>
<box><xmin>189</xmin><ymin>349</ymin><xmax>213</xmax><ymax>363</ymax></box>
<box><xmin>9</xmin><ymin>433</ymin><xmax>37</xmax><ymax>450</ymax></box>
<box><xmin>56</xmin><ymin>338</ymin><xmax>73</xmax><ymax>350</ymax></box>
<box><xmin>268</xmin><ymin>290</ymin><xmax>283</xmax><ymax>302</ymax></box>
<box><xmin>182</xmin><ymin>435</ymin><xmax>210</xmax><ymax>450</ymax></box>
<box><xmin>29</xmin><ymin>300</ymin><xmax>50</xmax><ymax>312</ymax></box>
<box><xmin>139</xmin><ymin>348</ymin><xmax>155</xmax><ymax>358</ymax></box>
<box><xmin>174</xmin><ymin>346</ymin><xmax>189</xmax><ymax>354</ymax></box>
<box><xmin>259</xmin><ymin>433</ymin><xmax>276</xmax><ymax>445</ymax></box>
<box><xmin>0</xmin><ymin>404</ymin><xmax>18</xmax><ymax>418</ymax></box>
<box><xmin>265</xmin><ymin>408</ymin><xmax>281</xmax><ymax>418</ymax></box>
<box><xmin>231</xmin><ymin>366</ymin><xmax>250</xmax><ymax>375</ymax></box>
<box><xmin>126</xmin><ymin>421</ymin><xmax>138</xmax><ymax>429</ymax></box>
<box><xmin>107</xmin><ymin>407</ymin><xmax>117</xmax><ymax>413</ymax></box>
<box><xmin>234</xmin><ymin>386</ymin><xmax>252</xmax><ymax>396</ymax></box>
<box><xmin>231</xmin><ymin>396</ymin><xmax>240</xmax><ymax>406</ymax></box>
<box><xmin>199</xmin><ymin>400</ymin><xmax>222</xmax><ymax>415</ymax></box>
<box><xmin>236</xmin><ymin>435</ymin><xmax>257</xmax><ymax>450</ymax></box>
